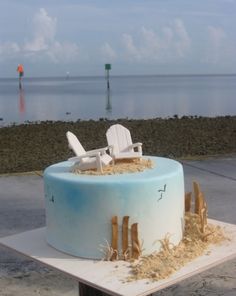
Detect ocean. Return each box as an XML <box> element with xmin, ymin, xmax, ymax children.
<box><xmin>0</xmin><ymin>74</ymin><xmax>235</xmax><ymax>126</ymax></box>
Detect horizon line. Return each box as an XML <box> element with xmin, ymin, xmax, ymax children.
<box><xmin>1</xmin><ymin>73</ymin><xmax>236</xmax><ymax>80</ymax></box>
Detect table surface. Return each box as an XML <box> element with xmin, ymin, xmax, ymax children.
<box><xmin>0</xmin><ymin>219</ymin><xmax>236</xmax><ymax>296</ymax></box>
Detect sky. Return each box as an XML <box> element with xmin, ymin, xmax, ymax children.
<box><xmin>0</xmin><ymin>0</ymin><xmax>236</xmax><ymax>77</ymax></box>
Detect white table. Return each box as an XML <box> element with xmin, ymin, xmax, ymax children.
<box><xmin>0</xmin><ymin>219</ymin><xmax>236</xmax><ymax>296</ymax></box>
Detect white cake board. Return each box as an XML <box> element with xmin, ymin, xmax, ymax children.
<box><xmin>0</xmin><ymin>219</ymin><xmax>236</xmax><ymax>296</ymax></box>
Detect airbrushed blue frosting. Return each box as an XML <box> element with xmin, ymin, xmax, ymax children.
<box><xmin>44</xmin><ymin>156</ymin><xmax>185</xmax><ymax>259</ymax></box>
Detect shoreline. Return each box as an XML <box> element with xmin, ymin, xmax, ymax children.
<box><xmin>0</xmin><ymin>116</ymin><xmax>236</xmax><ymax>174</ymax></box>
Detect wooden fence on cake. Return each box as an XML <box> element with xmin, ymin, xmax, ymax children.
<box><xmin>185</xmin><ymin>181</ymin><xmax>208</xmax><ymax>234</ymax></box>
<box><xmin>110</xmin><ymin>216</ymin><xmax>141</xmax><ymax>261</ymax></box>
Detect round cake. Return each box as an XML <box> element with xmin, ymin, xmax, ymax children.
<box><xmin>44</xmin><ymin>156</ymin><xmax>185</xmax><ymax>259</ymax></box>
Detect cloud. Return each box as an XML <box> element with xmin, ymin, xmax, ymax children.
<box><xmin>0</xmin><ymin>8</ymin><xmax>80</xmax><ymax>64</ymax></box>
<box><xmin>121</xmin><ymin>19</ymin><xmax>191</xmax><ymax>62</ymax></box>
<box><xmin>100</xmin><ymin>42</ymin><xmax>117</xmax><ymax>61</ymax></box>
<box><xmin>122</xmin><ymin>33</ymin><xmax>142</xmax><ymax>61</ymax></box>
<box><xmin>204</xmin><ymin>26</ymin><xmax>226</xmax><ymax>64</ymax></box>
<box><xmin>173</xmin><ymin>19</ymin><xmax>191</xmax><ymax>57</ymax></box>
<box><xmin>23</xmin><ymin>8</ymin><xmax>80</xmax><ymax>63</ymax></box>
<box><xmin>24</xmin><ymin>8</ymin><xmax>57</xmax><ymax>52</ymax></box>
<box><xmin>46</xmin><ymin>41</ymin><xmax>81</xmax><ymax>63</ymax></box>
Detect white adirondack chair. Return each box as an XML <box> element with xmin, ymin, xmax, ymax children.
<box><xmin>106</xmin><ymin>124</ymin><xmax>142</xmax><ymax>161</ymax></box>
<box><xmin>66</xmin><ymin>131</ymin><xmax>112</xmax><ymax>172</ymax></box>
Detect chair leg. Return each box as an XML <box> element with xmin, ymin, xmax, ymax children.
<box><xmin>96</xmin><ymin>155</ymin><xmax>103</xmax><ymax>173</ymax></box>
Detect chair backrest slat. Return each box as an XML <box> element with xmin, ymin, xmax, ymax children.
<box><xmin>106</xmin><ymin>124</ymin><xmax>133</xmax><ymax>154</ymax></box>
<box><xmin>66</xmin><ymin>131</ymin><xmax>86</xmax><ymax>156</ymax></box>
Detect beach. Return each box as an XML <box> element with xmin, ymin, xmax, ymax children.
<box><xmin>0</xmin><ymin>116</ymin><xmax>236</xmax><ymax>174</ymax></box>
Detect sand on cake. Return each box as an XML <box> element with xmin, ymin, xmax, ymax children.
<box><xmin>126</xmin><ymin>212</ymin><xmax>229</xmax><ymax>282</ymax></box>
<box><xmin>72</xmin><ymin>158</ymin><xmax>154</xmax><ymax>175</ymax></box>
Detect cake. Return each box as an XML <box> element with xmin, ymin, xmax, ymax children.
<box><xmin>44</xmin><ymin>156</ymin><xmax>185</xmax><ymax>260</ymax></box>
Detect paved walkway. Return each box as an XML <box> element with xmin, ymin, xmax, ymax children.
<box><xmin>0</xmin><ymin>156</ymin><xmax>236</xmax><ymax>295</ymax></box>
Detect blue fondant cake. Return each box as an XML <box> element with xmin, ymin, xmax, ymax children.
<box><xmin>44</xmin><ymin>156</ymin><xmax>185</xmax><ymax>259</ymax></box>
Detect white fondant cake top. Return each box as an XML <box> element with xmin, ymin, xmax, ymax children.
<box><xmin>44</xmin><ymin>156</ymin><xmax>183</xmax><ymax>184</ymax></box>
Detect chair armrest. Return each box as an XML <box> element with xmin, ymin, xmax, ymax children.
<box><xmin>68</xmin><ymin>151</ymin><xmax>101</xmax><ymax>161</ymax></box>
<box><xmin>86</xmin><ymin>146</ymin><xmax>110</xmax><ymax>155</ymax></box>
<box><xmin>127</xmin><ymin>142</ymin><xmax>142</xmax><ymax>149</ymax></box>
<box><xmin>107</xmin><ymin>145</ymin><xmax>114</xmax><ymax>155</ymax></box>
<box><xmin>127</xmin><ymin>142</ymin><xmax>142</xmax><ymax>153</ymax></box>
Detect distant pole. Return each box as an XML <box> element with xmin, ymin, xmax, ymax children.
<box><xmin>17</xmin><ymin>64</ymin><xmax>24</xmax><ymax>90</ymax></box>
<box><xmin>105</xmin><ymin>64</ymin><xmax>111</xmax><ymax>89</ymax></box>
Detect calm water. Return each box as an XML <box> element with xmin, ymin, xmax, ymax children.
<box><xmin>0</xmin><ymin>75</ymin><xmax>235</xmax><ymax>126</ymax></box>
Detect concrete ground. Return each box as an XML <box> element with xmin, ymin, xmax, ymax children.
<box><xmin>0</xmin><ymin>156</ymin><xmax>236</xmax><ymax>296</ymax></box>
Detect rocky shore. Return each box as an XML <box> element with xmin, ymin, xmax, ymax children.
<box><xmin>0</xmin><ymin>116</ymin><xmax>236</xmax><ymax>174</ymax></box>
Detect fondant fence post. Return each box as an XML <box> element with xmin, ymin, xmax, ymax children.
<box><xmin>111</xmin><ymin>216</ymin><xmax>118</xmax><ymax>260</ymax></box>
<box><xmin>131</xmin><ymin>223</ymin><xmax>141</xmax><ymax>259</ymax></box>
<box><xmin>122</xmin><ymin>216</ymin><xmax>129</xmax><ymax>258</ymax></box>
<box><xmin>185</xmin><ymin>192</ymin><xmax>192</xmax><ymax>212</ymax></box>
<box><xmin>193</xmin><ymin>181</ymin><xmax>201</xmax><ymax>214</ymax></box>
